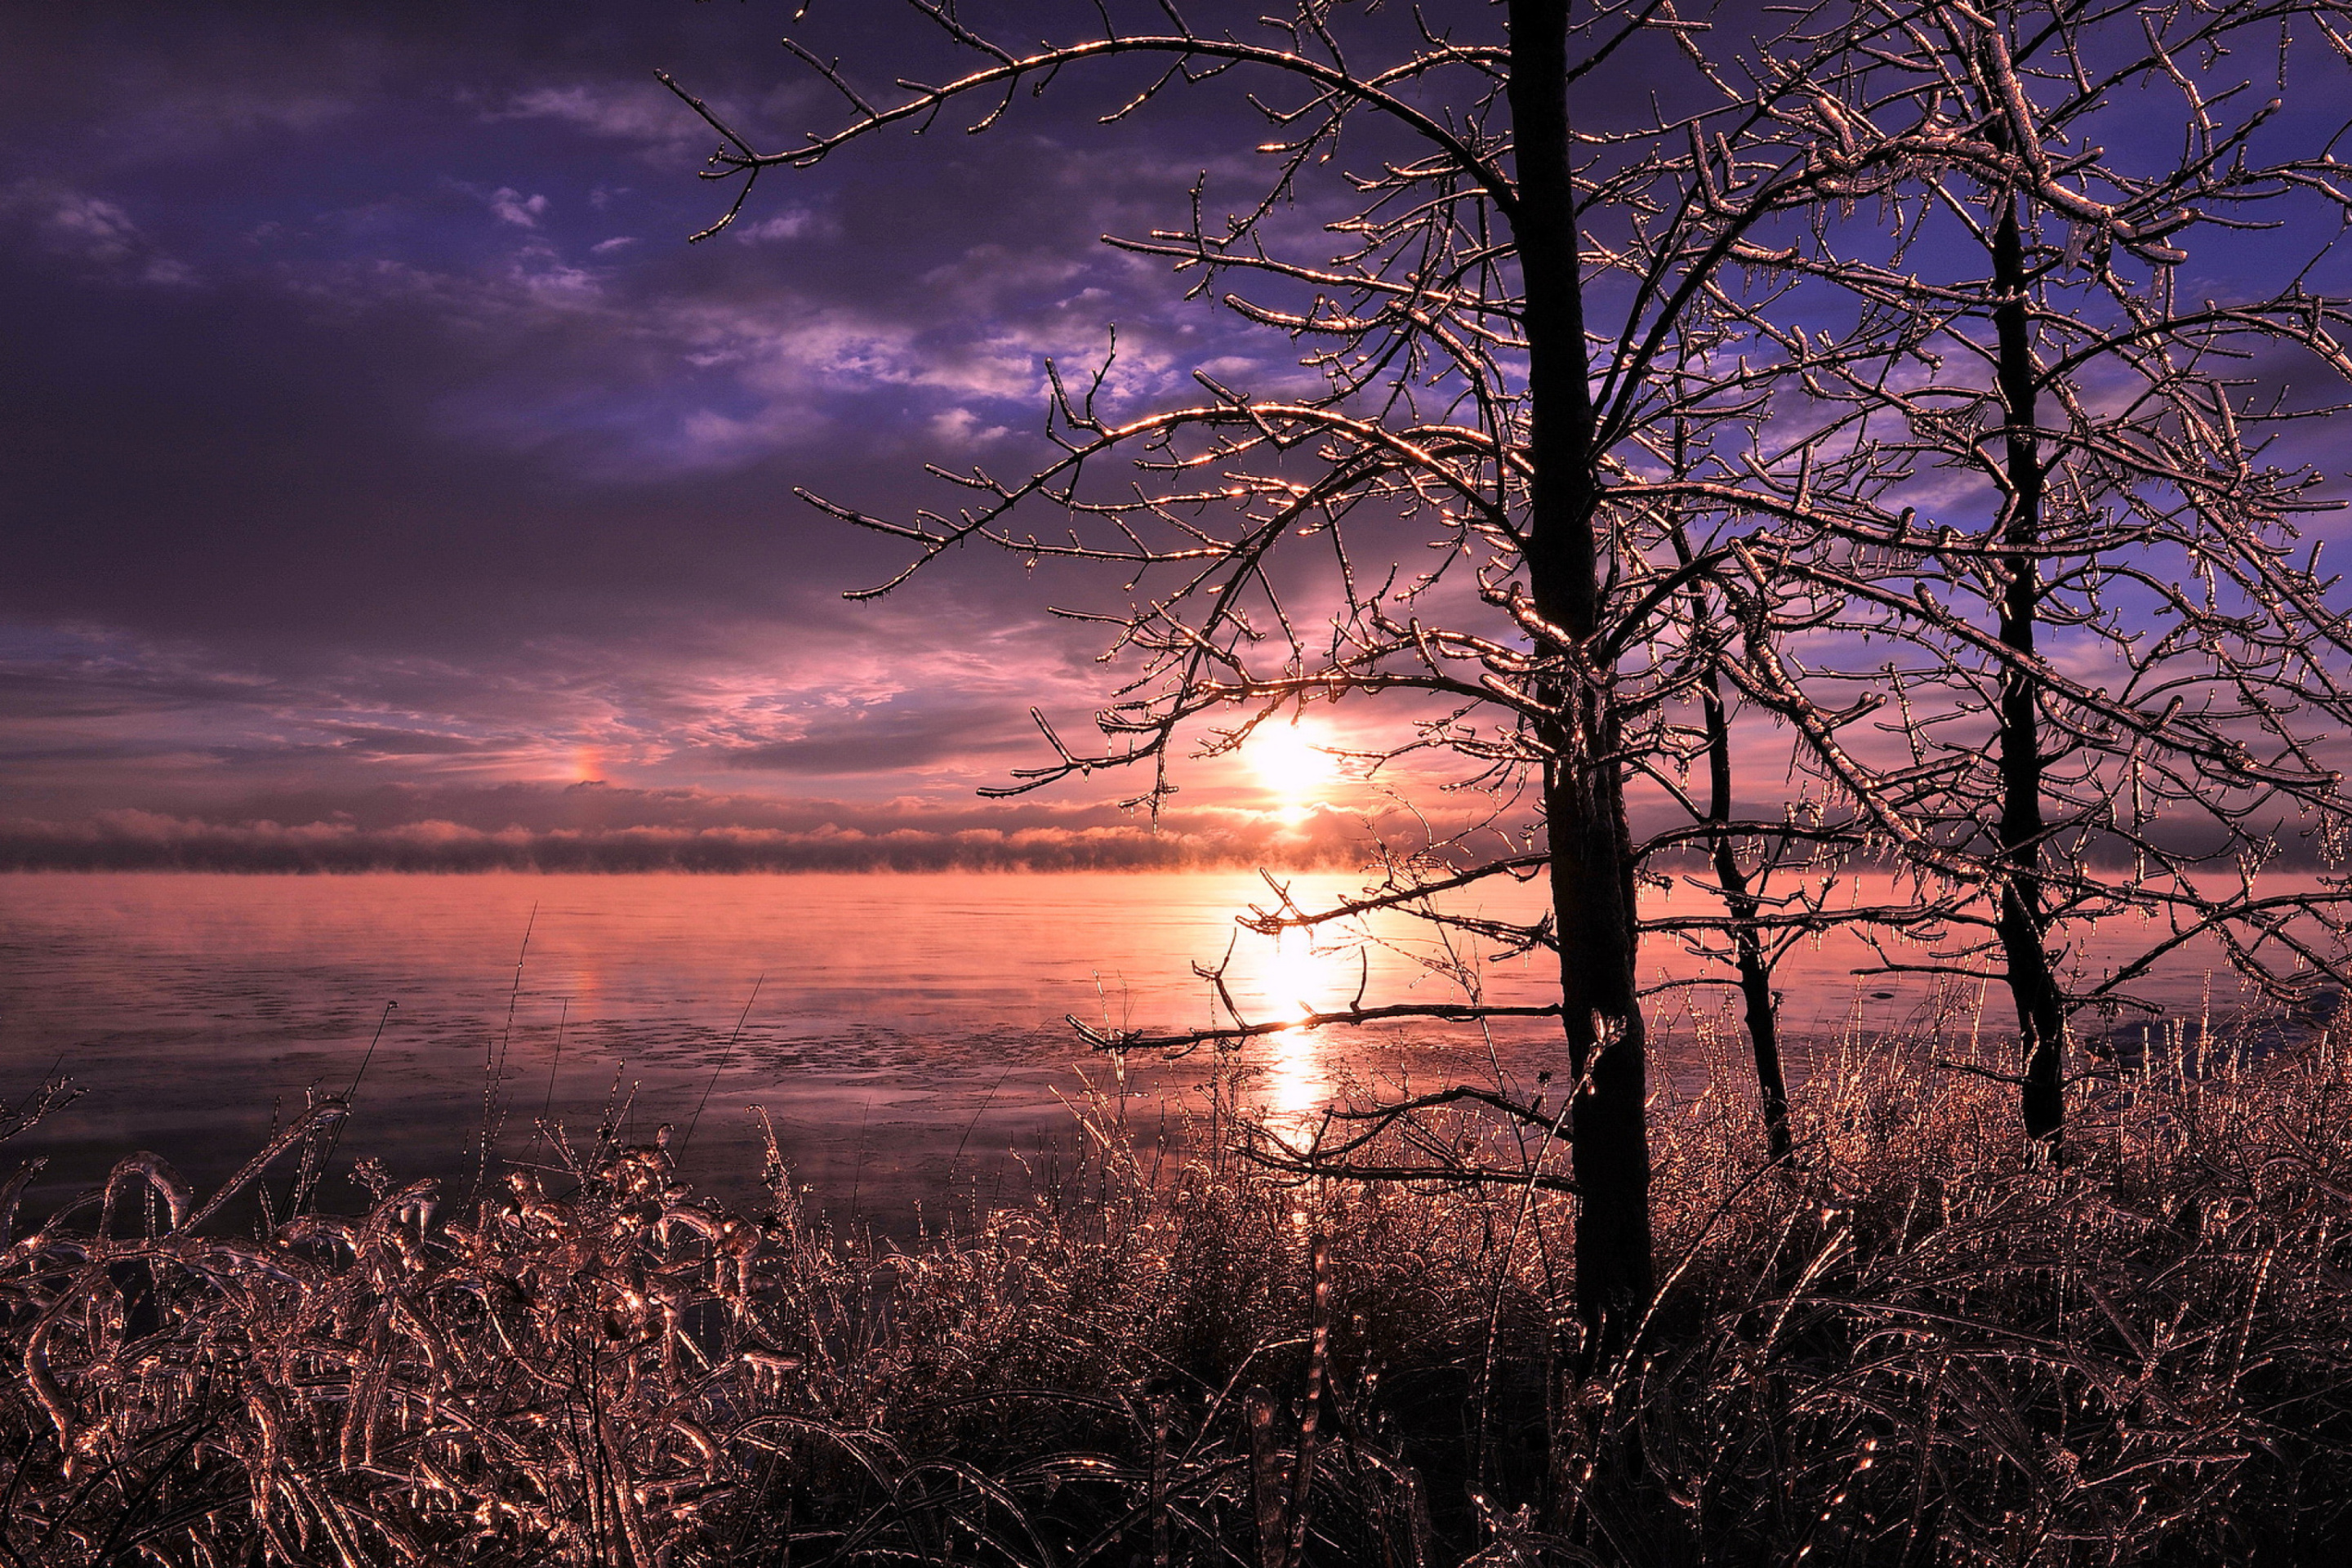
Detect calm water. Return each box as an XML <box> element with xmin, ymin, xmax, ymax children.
<box><xmin>0</xmin><ymin>871</ymin><xmax>2264</xmax><ymax>1221</ymax></box>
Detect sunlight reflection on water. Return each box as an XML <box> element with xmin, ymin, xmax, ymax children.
<box><xmin>0</xmin><ymin>870</ymin><xmax>2289</xmax><ymax>1223</ymax></box>
<box><xmin>1242</xmin><ymin>930</ymin><xmax>1344</xmax><ymax>1125</ymax></box>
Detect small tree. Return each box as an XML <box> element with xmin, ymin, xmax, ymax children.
<box><xmin>1718</xmin><ymin>0</ymin><xmax>2352</xmax><ymax>1150</ymax></box>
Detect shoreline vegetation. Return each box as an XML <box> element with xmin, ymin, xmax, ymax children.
<box><xmin>3</xmin><ymin>1009</ymin><xmax>2348</xmax><ymax>1565</ymax></box>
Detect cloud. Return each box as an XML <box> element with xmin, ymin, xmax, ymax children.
<box><xmin>488</xmin><ymin>187</ymin><xmax>548</xmax><ymax>228</ymax></box>
<box><xmin>37</xmin><ymin>190</ymin><xmax>143</xmax><ymax>258</ymax></box>
<box><xmin>0</xmin><ymin>599</ymin><xmax>1125</xmax><ymax>822</ymax></box>
<box><xmin>0</xmin><ymin>797</ymin><xmax>1372</xmax><ymax>873</ymax></box>
<box><xmin>713</xmin><ymin>700</ymin><xmax>1033</xmax><ymax>774</ymax></box>
<box><xmin>493</xmin><ymin>81</ymin><xmax>723</xmax><ymax>167</ymax></box>
<box><xmin>501</xmin><ymin>82</ymin><xmax>690</xmax><ymax>141</ymax></box>
<box><xmin>927</xmin><ymin>408</ymin><xmax>1009</xmax><ymax>448</ymax></box>
<box><xmin>735</xmin><ymin>207</ymin><xmax>827</xmax><ymax>243</ymax></box>
<box><xmin>5</xmin><ymin>183</ymin><xmax>198</xmax><ymax>286</ymax></box>
<box><xmin>312</xmin><ymin>723</ymin><xmax>504</xmax><ymax>757</ymax></box>
<box><xmin>4</xmin><ymin>786</ymin><xmax>2303</xmax><ymax>875</ymax></box>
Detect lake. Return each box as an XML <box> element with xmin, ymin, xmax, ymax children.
<box><xmin>0</xmin><ymin>871</ymin><xmax>2270</xmax><ymax>1223</ymax></box>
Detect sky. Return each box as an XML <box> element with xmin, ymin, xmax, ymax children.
<box><xmin>1</xmin><ymin>1</ymin><xmax>1413</xmax><ymax>870</ymax></box>
<box><xmin>3</xmin><ymin>2</ymin><xmax>2346</xmax><ymax>873</ymax></box>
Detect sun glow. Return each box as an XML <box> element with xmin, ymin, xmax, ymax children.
<box><xmin>1249</xmin><ymin>929</ymin><xmax>1341</xmax><ymax>1125</ymax></box>
<box><xmin>1250</xmin><ymin>720</ymin><xmax>1336</xmax><ymax>815</ymax></box>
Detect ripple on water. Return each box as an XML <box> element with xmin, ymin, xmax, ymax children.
<box><xmin>0</xmin><ymin>870</ymin><xmax>2281</xmax><ymax>1227</ymax></box>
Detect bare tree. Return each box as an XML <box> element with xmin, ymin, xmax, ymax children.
<box><xmin>669</xmin><ymin>0</ymin><xmax>2352</xmax><ymax>1345</ymax></box>
<box><xmin>1713</xmin><ymin>0</ymin><xmax>2352</xmax><ymax>1151</ymax></box>
<box><xmin>667</xmin><ymin>0</ymin><xmax>1946</xmax><ymax>1356</ymax></box>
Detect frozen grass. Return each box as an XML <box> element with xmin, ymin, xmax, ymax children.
<box><xmin>2</xmin><ymin>1018</ymin><xmax>2350</xmax><ymax>1566</ymax></box>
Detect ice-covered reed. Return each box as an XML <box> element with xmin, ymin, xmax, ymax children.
<box><xmin>0</xmin><ymin>1016</ymin><xmax>2347</xmax><ymax>1564</ymax></box>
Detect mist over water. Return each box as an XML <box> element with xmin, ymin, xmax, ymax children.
<box><xmin>0</xmin><ymin>871</ymin><xmax>2267</xmax><ymax>1222</ymax></box>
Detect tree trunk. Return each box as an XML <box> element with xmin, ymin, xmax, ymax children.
<box><xmin>1704</xmin><ymin>670</ymin><xmax>1793</xmax><ymax>1165</ymax></box>
<box><xmin>1990</xmin><ymin>188</ymin><xmax>2068</xmax><ymax>1151</ymax></box>
<box><xmin>1671</xmin><ymin>512</ymin><xmax>1793</xmax><ymax>1165</ymax></box>
<box><xmin>1508</xmin><ymin>0</ymin><xmax>1654</xmax><ymax>1356</ymax></box>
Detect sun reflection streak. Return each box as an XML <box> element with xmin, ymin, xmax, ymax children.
<box><xmin>1241</xmin><ymin>929</ymin><xmax>1349</xmax><ymax>1125</ymax></box>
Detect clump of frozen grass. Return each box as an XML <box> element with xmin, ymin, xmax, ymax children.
<box><xmin>0</xmin><ymin>1015</ymin><xmax>2349</xmax><ymax>1564</ymax></box>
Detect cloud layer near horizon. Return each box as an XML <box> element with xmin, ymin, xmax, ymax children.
<box><xmin>0</xmin><ymin>807</ymin><xmax>1366</xmax><ymax>874</ymax></box>
<box><xmin>0</xmin><ymin>773</ymin><xmax>1414</xmax><ymax>872</ymax></box>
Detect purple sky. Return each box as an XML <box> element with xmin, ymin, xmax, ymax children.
<box><xmin>2</xmin><ymin>2</ymin><xmax>1413</xmax><ymax>868</ymax></box>
<box><xmin>4</xmin><ymin>4</ymin><xmax>2346</xmax><ymax>872</ymax></box>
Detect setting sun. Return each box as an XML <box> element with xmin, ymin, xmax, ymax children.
<box><xmin>1249</xmin><ymin>719</ymin><xmax>1336</xmax><ymax>807</ymax></box>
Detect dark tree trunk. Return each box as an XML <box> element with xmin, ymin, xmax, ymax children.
<box><xmin>1671</xmin><ymin>513</ymin><xmax>1792</xmax><ymax>1165</ymax></box>
<box><xmin>1990</xmin><ymin>189</ymin><xmax>2068</xmax><ymax>1150</ymax></box>
<box><xmin>1508</xmin><ymin>0</ymin><xmax>1654</xmax><ymax>1356</ymax></box>
<box><xmin>1703</xmin><ymin>670</ymin><xmax>1793</xmax><ymax>1165</ymax></box>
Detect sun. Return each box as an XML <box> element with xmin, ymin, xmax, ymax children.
<box><xmin>1250</xmin><ymin>719</ymin><xmax>1336</xmax><ymax>808</ymax></box>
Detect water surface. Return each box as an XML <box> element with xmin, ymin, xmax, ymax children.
<box><xmin>0</xmin><ymin>871</ymin><xmax>2265</xmax><ymax>1221</ymax></box>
